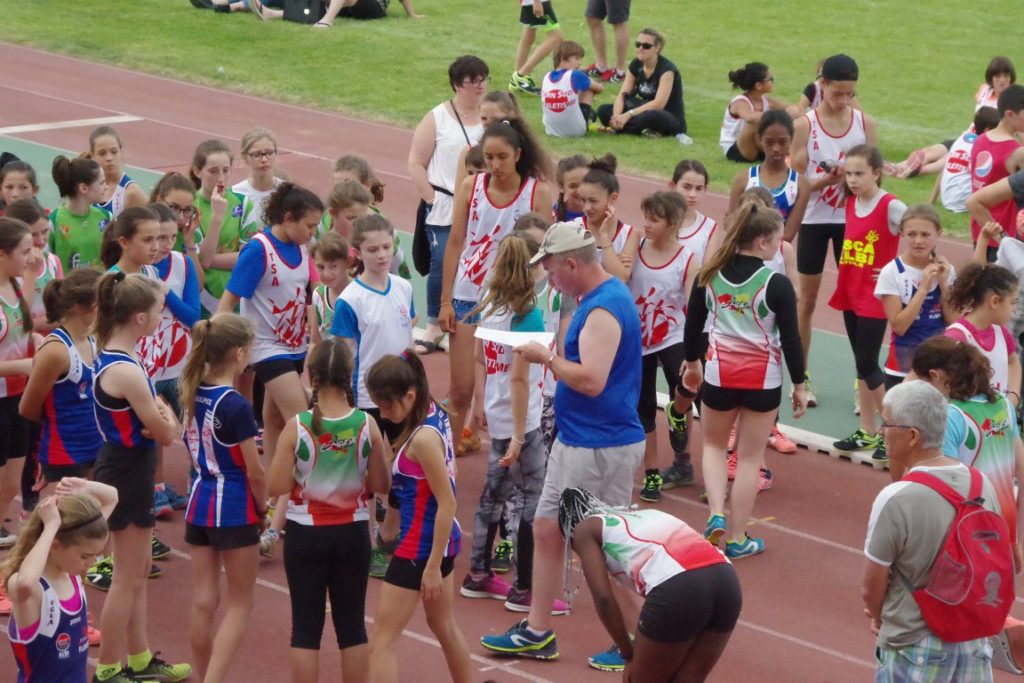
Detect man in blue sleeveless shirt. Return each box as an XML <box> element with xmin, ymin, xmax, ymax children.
<box><xmin>481</xmin><ymin>221</ymin><xmax>644</xmax><ymax>663</ymax></box>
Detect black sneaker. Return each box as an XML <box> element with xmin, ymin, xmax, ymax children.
<box><xmin>92</xmin><ymin>669</ymin><xmax>139</xmax><ymax>682</ymax></box>
<box><xmin>664</xmin><ymin>401</ymin><xmax>689</xmax><ymax>454</ymax></box>
<box><xmin>491</xmin><ymin>539</ymin><xmax>514</xmax><ymax>574</ymax></box>
<box><xmin>660</xmin><ymin>461</ymin><xmax>694</xmax><ymax>489</ymax></box>
<box><xmin>86</xmin><ymin>556</ymin><xmax>113</xmax><ymax>591</ymax></box>
<box><xmin>151</xmin><ymin>535</ymin><xmax>171</xmax><ymax>560</ymax></box>
<box><xmin>872</xmin><ymin>439</ymin><xmax>888</xmax><ymax>464</ymax></box>
<box><xmin>639</xmin><ymin>472</ymin><xmax>663</xmax><ymax>503</ymax></box>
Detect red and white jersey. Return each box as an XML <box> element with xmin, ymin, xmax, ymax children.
<box><xmin>940</xmin><ymin>128</ymin><xmax>977</xmax><ymax>213</ymax></box>
<box><xmin>140</xmin><ymin>252</ymin><xmax>192</xmax><ymax>381</ymax></box>
<box><xmin>542</xmin><ymin>70</ymin><xmax>586</xmax><ymax>138</ymax></box>
<box><xmin>948</xmin><ymin>321</ymin><xmax>1010</xmax><ymax>393</ymax></box>
<box><xmin>676</xmin><ymin>212</ymin><xmax>718</xmax><ymax>267</ymax></box>
<box><xmin>976</xmin><ymin>84</ymin><xmax>998</xmax><ymax>112</ymax></box>
<box><xmin>243</xmin><ymin>233</ymin><xmax>309</xmax><ymax>363</ymax></box>
<box><xmin>719</xmin><ymin>94</ymin><xmax>769</xmax><ymax>153</ymax></box>
<box><xmin>629</xmin><ymin>241</ymin><xmax>695</xmax><ymax>354</ymax></box>
<box><xmin>802</xmin><ymin>108</ymin><xmax>867</xmax><ymax>224</ymax></box>
<box><xmin>575</xmin><ymin>215</ymin><xmax>635</xmax><ymax>263</ymax></box>
<box><xmin>453</xmin><ymin>173</ymin><xmax>537</xmax><ymax>303</ymax></box>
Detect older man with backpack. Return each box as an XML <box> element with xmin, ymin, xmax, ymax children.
<box><xmin>862</xmin><ymin>380</ymin><xmax>1013</xmax><ymax>682</ymax></box>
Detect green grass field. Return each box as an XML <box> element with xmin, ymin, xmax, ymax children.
<box><xmin>3</xmin><ymin>0</ymin><xmax>1015</xmax><ymax>236</ymax></box>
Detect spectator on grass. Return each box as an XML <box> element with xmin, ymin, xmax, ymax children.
<box><xmin>584</xmin><ymin>0</ymin><xmax>631</xmax><ymax>83</ymax></box>
<box><xmin>862</xmin><ymin>380</ymin><xmax>999</xmax><ymax>681</ymax></box>
<box><xmin>314</xmin><ymin>0</ymin><xmax>423</xmax><ymax>27</ymax></box>
<box><xmin>407</xmin><ymin>55</ymin><xmax>487</xmax><ymax>354</ymax></box>
<box><xmin>596</xmin><ymin>28</ymin><xmax>687</xmax><ymax>139</ymax></box>
<box><xmin>480</xmin><ymin>221</ymin><xmax>645</xmax><ymax>663</ymax></box>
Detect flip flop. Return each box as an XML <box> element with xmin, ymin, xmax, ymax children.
<box><xmin>314</xmin><ymin>20</ymin><xmax>332</xmax><ymax>28</ymax></box>
<box><xmin>414</xmin><ymin>336</ymin><xmax>444</xmax><ymax>355</ymax></box>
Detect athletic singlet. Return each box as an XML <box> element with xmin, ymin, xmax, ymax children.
<box><xmin>764</xmin><ymin>245</ymin><xmax>786</xmax><ymax>276</ymax></box>
<box><xmin>976</xmin><ymin>84</ymin><xmax>998</xmax><ymax>112</ymax></box>
<box><xmin>746</xmin><ymin>166</ymin><xmax>800</xmax><ymax>220</ymax></box>
<box><xmin>970</xmin><ymin>134</ymin><xmax>1022</xmax><ymax>241</ymax></box>
<box><xmin>629</xmin><ymin>241</ymin><xmax>695</xmax><ymax>353</ymax></box>
<box><xmin>139</xmin><ymin>253</ymin><xmax>191</xmax><ymax>381</ymax></box>
<box><xmin>94</xmin><ymin>173</ymin><xmax>135</xmax><ymax>218</ymax></box>
<box><xmin>596</xmin><ymin>508</ymin><xmax>728</xmax><ymax>596</ymax></box>
<box><xmin>29</xmin><ymin>253</ymin><xmax>62</xmax><ymax>323</ymax></box>
<box><xmin>0</xmin><ymin>288</ymin><xmax>32</xmax><ymax>398</ymax></box>
<box><xmin>243</xmin><ymin>232</ymin><xmax>309</xmax><ymax>364</ymax></box>
<box><xmin>675</xmin><ymin>212</ymin><xmax>718</xmax><ymax>267</ymax></box>
<box><xmin>575</xmin><ymin>215</ymin><xmax>635</xmax><ymax>264</ymax></box>
<box><xmin>185</xmin><ymin>383</ymin><xmax>260</xmax><ymax>528</ymax></box>
<box><xmin>195</xmin><ymin>188</ymin><xmax>247</xmax><ymax>313</ymax></box>
<box><xmin>802</xmin><ymin>107</ymin><xmax>867</xmax><ymax>224</ymax></box>
<box><xmin>828</xmin><ymin>192</ymin><xmax>900</xmax><ymax>319</ymax></box>
<box><xmin>453</xmin><ymin>173</ymin><xmax>538</xmax><ymax>302</ymax></box>
<box><xmin>93</xmin><ymin>349</ymin><xmax>156</xmax><ymax>449</ymax></box>
<box><xmin>940</xmin><ymin>129</ymin><xmax>976</xmax><ymax>213</ymax></box>
<box><xmin>391</xmin><ymin>402</ymin><xmax>461</xmax><ymax>561</ymax></box>
<box><xmin>719</xmin><ymin>94</ymin><xmax>769</xmax><ymax>153</ymax></box>
<box><xmin>39</xmin><ymin>328</ymin><xmax>100</xmax><ymax>467</ymax></box>
<box><xmin>288</xmin><ymin>408</ymin><xmax>373</xmax><ymax>526</ymax></box>
<box><xmin>542</xmin><ymin>69</ymin><xmax>586</xmax><ymax>138</ymax></box>
<box><xmin>705</xmin><ymin>265</ymin><xmax>782</xmax><ymax>390</ymax></box>
<box><xmin>876</xmin><ymin>258</ymin><xmax>947</xmax><ymax>377</ymax></box>
<box><xmin>310</xmin><ymin>283</ymin><xmax>336</xmax><ymax>341</ymax></box>
<box><xmin>7</xmin><ymin>576</ymin><xmax>89</xmax><ymax>683</ymax></box>
<box><xmin>947</xmin><ymin>320</ymin><xmax>1010</xmax><ymax>393</ymax></box>
<box><xmin>480</xmin><ymin>306</ymin><xmax>544</xmax><ymax>439</ymax></box>
<box><xmin>425</xmin><ymin>102</ymin><xmax>484</xmax><ymax>226</ymax></box>
<box><xmin>48</xmin><ymin>205</ymin><xmax>112</xmax><ymax>271</ymax></box>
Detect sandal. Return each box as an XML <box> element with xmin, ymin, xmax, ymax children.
<box><xmin>314</xmin><ymin>20</ymin><xmax>332</xmax><ymax>28</ymax></box>
<box><xmin>414</xmin><ymin>335</ymin><xmax>445</xmax><ymax>355</ymax></box>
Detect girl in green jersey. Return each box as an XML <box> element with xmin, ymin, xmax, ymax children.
<box><xmin>49</xmin><ymin>155</ymin><xmax>110</xmax><ymax>271</ymax></box>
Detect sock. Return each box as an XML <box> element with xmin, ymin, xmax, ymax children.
<box><xmin>674</xmin><ymin>452</ymin><xmax>691</xmax><ymax>468</ymax></box>
<box><xmin>645</xmin><ymin>468</ymin><xmax>659</xmax><ymax>477</ymax></box>
<box><xmin>96</xmin><ymin>663</ymin><xmax>123</xmax><ymax>680</ymax></box>
<box><xmin>127</xmin><ymin>649</ymin><xmax>152</xmax><ymax>672</ymax></box>
<box><xmin>526</xmin><ymin>624</ymin><xmax>548</xmax><ymax>637</ymax></box>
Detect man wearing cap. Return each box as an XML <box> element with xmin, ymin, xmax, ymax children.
<box><xmin>481</xmin><ymin>221</ymin><xmax>645</xmax><ymax>663</ymax></box>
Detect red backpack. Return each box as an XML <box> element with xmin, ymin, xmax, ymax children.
<box><xmin>900</xmin><ymin>467</ymin><xmax>1014</xmax><ymax>642</ymax></box>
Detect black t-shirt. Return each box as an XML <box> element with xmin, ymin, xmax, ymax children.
<box><xmin>628</xmin><ymin>55</ymin><xmax>684</xmax><ymax>121</ymax></box>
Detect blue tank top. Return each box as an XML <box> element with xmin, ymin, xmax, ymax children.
<box><xmin>7</xmin><ymin>576</ymin><xmax>90</xmax><ymax>683</ymax></box>
<box><xmin>748</xmin><ymin>165</ymin><xmax>799</xmax><ymax>220</ymax></box>
<box><xmin>93</xmin><ymin>349</ymin><xmax>156</xmax><ymax>449</ymax></box>
<box><xmin>39</xmin><ymin>328</ymin><xmax>101</xmax><ymax>467</ymax></box>
<box><xmin>554</xmin><ymin>277</ymin><xmax>645</xmax><ymax>447</ymax></box>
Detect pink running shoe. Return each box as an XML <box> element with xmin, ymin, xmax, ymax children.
<box><xmin>460</xmin><ymin>573</ymin><xmax>511</xmax><ymax>600</ymax></box>
<box><xmin>768</xmin><ymin>425</ymin><xmax>797</xmax><ymax>454</ymax></box>
<box><xmin>87</xmin><ymin>613</ymin><xmax>101</xmax><ymax>646</ymax></box>
<box><xmin>726</xmin><ymin>453</ymin><xmax>738</xmax><ymax>481</ymax></box>
<box><xmin>758</xmin><ymin>468</ymin><xmax>773</xmax><ymax>492</ymax></box>
<box><xmin>504</xmin><ymin>585</ymin><xmax>570</xmax><ymax>615</ymax></box>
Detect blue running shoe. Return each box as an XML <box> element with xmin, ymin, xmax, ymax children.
<box><xmin>703</xmin><ymin>513</ymin><xmax>726</xmax><ymax>545</ymax></box>
<box><xmin>152</xmin><ymin>489</ymin><xmax>173</xmax><ymax>518</ymax></box>
<box><xmin>480</xmin><ymin>620</ymin><xmax>558</xmax><ymax>660</ymax></box>
<box><xmin>726</xmin><ymin>534</ymin><xmax>765</xmax><ymax>559</ymax></box>
<box><xmin>588</xmin><ymin>644</ymin><xmax>625</xmax><ymax>672</ymax></box>
<box><xmin>164</xmin><ymin>483</ymin><xmax>188</xmax><ymax>510</ymax></box>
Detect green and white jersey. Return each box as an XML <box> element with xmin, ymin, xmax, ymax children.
<box><xmin>0</xmin><ymin>290</ymin><xmax>31</xmax><ymax>398</ymax></box>
<box><xmin>194</xmin><ymin>189</ymin><xmax>249</xmax><ymax>313</ymax></box>
<box><xmin>311</xmin><ymin>283</ymin><xmax>336</xmax><ymax>340</ymax></box>
<box><xmin>705</xmin><ymin>265</ymin><xmax>781</xmax><ymax>390</ymax></box>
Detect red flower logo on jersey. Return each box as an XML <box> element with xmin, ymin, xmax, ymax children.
<box><xmin>635</xmin><ymin>287</ymin><xmax>677</xmax><ymax>348</ymax></box>
<box><xmin>271</xmin><ymin>287</ymin><xmax>307</xmax><ymax>349</ymax></box>
<box><xmin>461</xmin><ymin>224</ymin><xmax>503</xmax><ymax>288</ymax></box>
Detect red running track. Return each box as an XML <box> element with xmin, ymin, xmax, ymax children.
<box><xmin>0</xmin><ymin>43</ymin><xmax>1013</xmax><ymax>683</ymax></box>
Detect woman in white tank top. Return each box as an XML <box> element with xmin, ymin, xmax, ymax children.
<box><xmin>440</xmin><ymin>119</ymin><xmax>553</xmax><ymax>453</ymax></box>
<box><xmin>719</xmin><ymin>62</ymin><xmax>785</xmax><ymax>164</ymax></box>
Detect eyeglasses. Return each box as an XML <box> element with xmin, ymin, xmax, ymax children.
<box><xmin>635</xmin><ymin>41</ymin><xmax>655</xmax><ymax>50</ymax></box>
<box><xmin>167</xmin><ymin>204</ymin><xmax>197</xmax><ymax>220</ymax></box>
<box><xmin>247</xmin><ymin>150</ymin><xmax>277</xmax><ymax>161</ymax></box>
<box><xmin>460</xmin><ymin>77</ymin><xmax>489</xmax><ymax>87</ymax></box>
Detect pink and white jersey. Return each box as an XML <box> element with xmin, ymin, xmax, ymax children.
<box><xmin>946</xmin><ymin>320</ymin><xmax>1011</xmax><ymax>393</ymax></box>
<box><xmin>597</xmin><ymin>508</ymin><xmax>728</xmax><ymax>596</ymax></box>
<box><xmin>719</xmin><ymin>94</ymin><xmax>769</xmax><ymax>153</ymax></box>
<box><xmin>453</xmin><ymin>173</ymin><xmax>538</xmax><ymax>303</ymax></box>
<box><xmin>244</xmin><ymin>232</ymin><xmax>309</xmax><ymax>363</ymax></box>
<box><xmin>140</xmin><ymin>252</ymin><xmax>191</xmax><ymax>381</ymax></box>
<box><xmin>479</xmin><ymin>308</ymin><xmax>543</xmax><ymax>439</ymax></box>
<box><xmin>630</xmin><ymin>242</ymin><xmax>695</xmax><ymax>354</ymax></box>
<box><xmin>676</xmin><ymin>212</ymin><xmax>718</xmax><ymax>266</ymax></box>
<box><xmin>802</xmin><ymin>108</ymin><xmax>867</xmax><ymax>224</ymax></box>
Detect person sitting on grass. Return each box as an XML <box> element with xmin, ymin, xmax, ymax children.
<box><xmin>315</xmin><ymin>0</ymin><xmax>423</xmax><ymax>28</ymax></box>
<box><xmin>541</xmin><ymin>40</ymin><xmax>604</xmax><ymax>138</ymax></box>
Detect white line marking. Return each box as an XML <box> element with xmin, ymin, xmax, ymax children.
<box><xmin>0</xmin><ymin>115</ymin><xmax>141</xmax><ymax>135</ymax></box>
<box><xmin>737</xmin><ymin>619</ymin><xmax>875</xmax><ymax>669</ymax></box>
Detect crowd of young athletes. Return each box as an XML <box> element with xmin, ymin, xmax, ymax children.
<box><xmin>2</xmin><ymin>41</ymin><xmax>1024</xmax><ymax>683</ymax></box>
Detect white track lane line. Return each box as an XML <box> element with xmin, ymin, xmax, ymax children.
<box><xmin>0</xmin><ymin>115</ymin><xmax>141</xmax><ymax>135</ymax></box>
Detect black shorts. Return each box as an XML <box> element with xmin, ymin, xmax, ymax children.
<box><xmin>40</xmin><ymin>462</ymin><xmax>93</xmax><ymax>483</ymax></box>
<box><xmin>584</xmin><ymin>0</ymin><xmax>630</xmax><ymax>24</ymax></box>
<box><xmin>253</xmin><ymin>356</ymin><xmax>306</xmax><ymax>385</ymax></box>
<box><xmin>638</xmin><ymin>563</ymin><xmax>742</xmax><ymax>643</ymax></box>
<box><xmin>796</xmin><ymin>222</ymin><xmax>846</xmax><ymax>275</ymax></box>
<box><xmin>0</xmin><ymin>395</ymin><xmax>31</xmax><ymax>466</ymax></box>
<box><xmin>363</xmin><ymin>406</ymin><xmax>403</xmax><ymax>445</ymax></box>
<box><xmin>93</xmin><ymin>443</ymin><xmax>157</xmax><ymax>531</ymax></box>
<box><xmin>520</xmin><ymin>1</ymin><xmax>558</xmax><ymax>29</ymax></box>
<box><xmin>941</xmin><ymin>138</ymin><xmax>955</xmax><ymax>151</ymax></box>
<box><xmin>186</xmin><ymin>523</ymin><xmax>260</xmax><ymax>551</ymax></box>
<box><xmin>384</xmin><ymin>555</ymin><xmax>456</xmax><ymax>591</ymax></box>
<box><xmin>339</xmin><ymin>0</ymin><xmax>388</xmax><ymax>19</ymax></box>
<box><xmin>724</xmin><ymin>143</ymin><xmax>764</xmax><ymax>163</ymax></box>
<box><xmin>700</xmin><ymin>383</ymin><xmax>781</xmax><ymax>413</ymax></box>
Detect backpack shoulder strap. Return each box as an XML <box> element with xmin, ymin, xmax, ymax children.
<box><xmin>901</xmin><ymin>470</ymin><xmax>966</xmax><ymax>508</ymax></box>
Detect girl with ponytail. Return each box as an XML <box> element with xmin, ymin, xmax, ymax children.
<box><xmin>180</xmin><ymin>313</ymin><xmax>264</xmax><ymax>683</ymax></box>
<box><xmin>48</xmin><ymin>155</ymin><xmax>110</xmax><ymax>271</ymax></box>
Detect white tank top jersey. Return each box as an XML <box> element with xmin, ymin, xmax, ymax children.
<box><xmin>940</xmin><ymin>129</ymin><xmax>977</xmax><ymax>213</ymax></box>
<box><xmin>542</xmin><ymin>71</ymin><xmax>586</xmax><ymax>138</ymax></box>
<box><xmin>746</xmin><ymin>166</ymin><xmax>801</xmax><ymax>220</ymax></box>
<box><xmin>479</xmin><ymin>309</ymin><xmax>543</xmax><ymax>439</ymax></box>
<box><xmin>574</xmin><ymin>216</ymin><xmax>635</xmax><ymax>266</ymax></box>
<box><xmin>139</xmin><ymin>252</ymin><xmax>192</xmax><ymax>381</ymax></box>
<box><xmin>676</xmin><ymin>212</ymin><xmax>718</xmax><ymax>267</ymax></box>
<box><xmin>453</xmin><ymin>173</ymin><xmax>538</xmax><ymax>303</ymax></box>
<box><xmin>629</xmin><ymin>242</ymin><xmax>695</xmax><ymax>354</ymax></box>
<box><xmin>802</xmin><ymin>108</ymin><xmax>867</xmax><ymax>224</ymax></box>
<box><xmin>719</xmin><ymin>94</ymin><xmax>769</xmax><ymax>153</ymax></box>
<box><xmin>243</xmin><ymin>233</ymin><xmax>310</xmax><ymax>363</ymax></box>
<box><xmin>426</xmin><ymin>102</ymin><xmax>484</xmax><ymax>227</ymax></box>
<box><xmin>948</xmin><ymin>321</ymin><xmax>1010</xmax><ymax>393</ymax></box>
<box><xmin>96</xmin><ymin>174</ymin><xmax>134</xmax><ymax>218</ymax></box>
<box><xmin>976</xmin><ymin>84</ymin><xmax>998</xmax><ymax>112</ymax></box>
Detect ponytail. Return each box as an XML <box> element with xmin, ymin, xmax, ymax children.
<box><xmin>179</xmin><ymin>314</ymin><xmax>254</xmax><ymax>426</ymax></box>
<box><xmin>698</xmin><ymin>202</ymin><xmax>782</xmax><ymax>287</ymax></box>
<box><xmin>307</xmin><ymin>338</ymin><xmax>356</xmax><ymax>437</ymax></box>
<box><xmin>93</xmin><ymin>272</ymin><xmax>161</xmax><ymax>349</ymax></box>
<box><xmin>480</xmin><ymin>119</ymin><xmax>553</xmax><ymax>183</ymax></box>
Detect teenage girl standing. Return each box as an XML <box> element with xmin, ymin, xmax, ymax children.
<box><xmin>49</xmin><ymin>156</ymin><xmax>111</xmax><ymax>272</ymax></box>
<box><xmin>308</xmin><ymin>232</ymin><xmax>351</xmax><ymax>349</ymax></box>
<box><xmin>0</xmin><ymin>161</ymin><xmax>42</xmax><ymax>215</ymax></box>
<box><xmin>827</xmin><ymin>145</ymin><xmax>906</xmax><ymax>462</ymax></box>
<box><xmin>576</xmin><ymin>154</ymin><xmax>639</xmax><ymax>282</ymax></box>
<box><xmin>180</xmin><ymin>314</ymin><xmax>265</xmax><ymax>683</ymax></box>
<box><xmin>681</xmin><ymin>204</ymin><xmax>807</xmax><ymax>559</ymax></box>
<box><xmin>440</xmin><ymin>119</ymin><xmax>553</xmax><ymax>452</ymax></box>
<box><xmin>670</xmin><ymin>160</ymin><xmax>718</xmax><ymax>268</ymax></box>
<box><xmin>91</xmin><ymin>272</ymin><xmax>188</xmax><ymax>683</ymax></box>
<box><xmin>365</xmin><ymin>352</ymin><xmax>472</xmax><ymax>683</ymax></box>
<box><xmin>790</xmin><ymin>54</ymin><xmax>878</xmax><ymax>404</ymax></box>
<box><xmin>268</xmin><ymin>338</ymin><xmax>389</xmax><ymax>683</ymax></box>
<box><xmin>4</xmin><ymin>200</ymin><xmax>64</xmax><ymax>334</ymax></box>
<box><xmin>232</xmin><ymin>128</ymin><xmax>283</xmax><ymax>231</ymax></box>
<box><xmin>89</xmin><ymin>126</ymin><xmax>148</xmax><ymax>218</ymax></box>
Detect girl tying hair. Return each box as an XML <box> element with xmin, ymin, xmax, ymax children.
<box><xmin>49</xmin><ymin>155</ymin><xmax>110</xmax><ymax>271</ymax></box>
<box><xmin>89</xmin><ymin>125</ymin><xmax>148</xmax><ymax>218</ymax></box>
<box><xmin>365</xmin><ymin>351</ymin><xmax>472</xmax><ymax>683</ymax></box>
<box><xmin>180</xmin><ymin>314</ymin><xmax>265</xmax><ymax>683</ymax></box>
<box><xmin>268</xmin><ymin>338</ymin><xmax>389</xmax><ymax>683</ymax></box>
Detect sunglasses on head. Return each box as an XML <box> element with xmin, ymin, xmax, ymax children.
<box><xmin>635</xmin><ymin>41</ymin><xmax>655</xmax><ymax>50</ymax></box>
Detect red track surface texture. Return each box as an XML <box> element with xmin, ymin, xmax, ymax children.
<box><xmin>0</xmin><ymin>43</ymin><xmax>1013</xmax><ymax>683</ymax></box>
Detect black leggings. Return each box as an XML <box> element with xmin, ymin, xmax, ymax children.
<box><xmin>596</xmin><ymin>104</ymin><xmax>685</xmax><ymax>136</ymax></box>
<box><xmin>284</xmin><ymin>520</ymin><xmax>371</xmax><ymax>650</ymax></box>
<box><xmin>842</xmin><ymin>311</ymin><xmax>888</xmax><ymax>390</ymax></box>
<box><xmin>638</xmin><ymin>343</ymin><xmax>685</xmax><ymax>433</ymax></box>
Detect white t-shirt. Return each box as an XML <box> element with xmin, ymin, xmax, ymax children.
<box><xmin>542</xmin><ymin>70</ymin><xmax>587</xmax><ymax>138</ymax></box>
<box><xmin>479</xmin><ymin>307</ymin><xmax>544</xmax><ymax>439</ymax></box>
<box><xmin>939</xmin><ymin>129</ymin><xmax>977</xmax><ymax>213</ymax></box>
<box><xmin>232</xmin><ymin>178</ymin><xmax>283</xmax><ymax>232</ymax></box>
